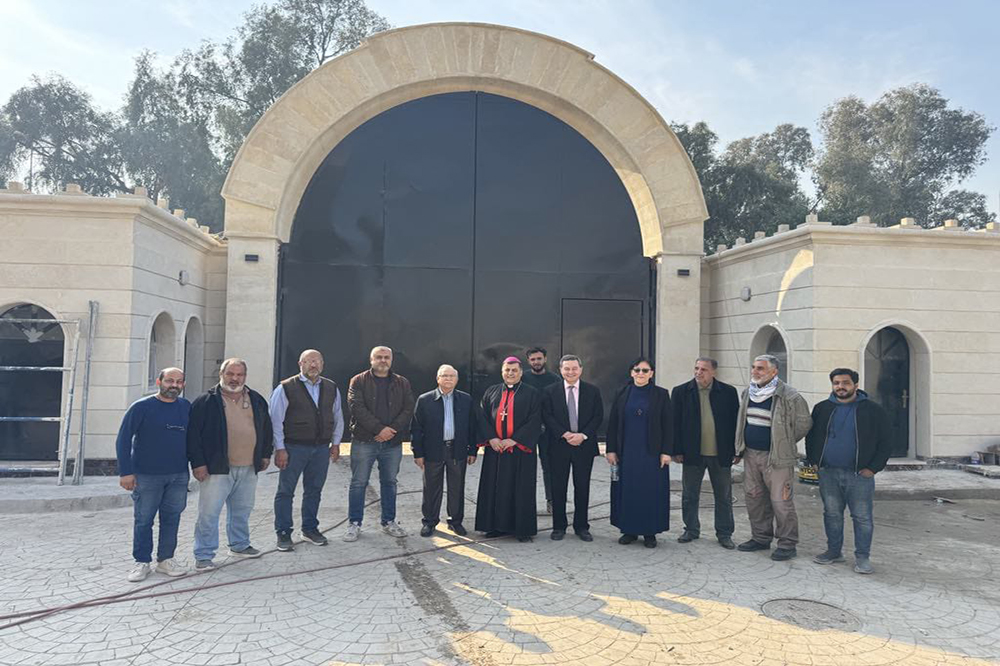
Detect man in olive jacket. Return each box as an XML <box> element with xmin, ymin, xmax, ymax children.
<box><xmin>734</xmin><ymin>355</ymin><xmax>812</xmax><ymax>561</ymax></box>
<box><xmin>805</xmin><ymin>368</ymin><xmax>891</xmax><ymax>575</ymax></box>
<box><xmin>671</xmin><ymin>357</ymin><xmax>740</xmax><ymax>549</ymax></box>
<box><xmin>345</xmin><ymin>345</ymin><xmax>415</xmax><ymax>541</ymax></box>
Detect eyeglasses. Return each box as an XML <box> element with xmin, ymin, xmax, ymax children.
<box><xmin>631</xmin><ymin>368</ymin><xmax>651</xmax><ymax>374</ymax></box>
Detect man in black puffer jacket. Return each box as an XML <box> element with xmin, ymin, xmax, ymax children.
<box><xmin>805</xmin><ymin>367</ymin><xmax>891</xmax><ymax>575</ymax></box>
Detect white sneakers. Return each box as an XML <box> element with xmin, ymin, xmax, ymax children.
<box><xmin>382</xmin><ymin>520</ymin><xmax>407</xmax><ymax>538</ymax></box>
<box><xmin>343</xmin><ymin>522</ymin><xmax>361</xmax><ymax>542</ymax></box>
<box><xmin>127</xmin><ymin>562</ymin><xmax>151</xmax><ymax>582</ymax></box>
<box><xmin>154</xmin><ymin>558</ymin><xmax>187</xmax><ymax>577</ymax></box>
<box><xmin>127</xmin><ymin>559</ymin><xmax>188</xmax><ymax>580</ymax></box>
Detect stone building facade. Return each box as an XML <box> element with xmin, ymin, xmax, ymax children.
<box><xmin>0</xmin><ymin>23</ymin><xmax>997</xmax><ymax>468</ymax></box>
<box><xmin>0</xmin><ymin>185</ymin><xmax>226</xmax><ymax>468</ymax></box>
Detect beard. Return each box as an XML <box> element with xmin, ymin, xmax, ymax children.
<box><xmin>223</xmin><ymin>382</ymin><xmax>246</xmax><ymax>393</ymax></box>
<box><xmin>160</xmin><ymin>387</ymin><xmax>181</xmax><ymax>399</ymax></box>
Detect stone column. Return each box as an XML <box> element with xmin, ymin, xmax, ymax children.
<box><xmin>224</xmin><ymin>234</ymin><xmax>281</xmax><ymax>388</ymax></box>
<box><xmin>655</xmin><ymin>219</ymin><xmax>704</xmax><ymax>390</ymax></box>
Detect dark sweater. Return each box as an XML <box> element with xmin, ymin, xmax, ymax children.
<box><xmin>115</xmin><ymin>395</ymin><xmax>191</xmax><ymax>476</ymax></box>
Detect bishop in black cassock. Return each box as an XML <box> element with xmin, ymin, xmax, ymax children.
<box><xmin>475</xmin><ymin>357</ymin><xmax>542</xmax><ymax>541</ymax></box>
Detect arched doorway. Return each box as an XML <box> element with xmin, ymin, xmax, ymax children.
<box><xmin>183</xmin><ymin>317</ymin><xmax>205</xmax><ymax>396</ymax></box>
<box><xmin>221</xmin><ymin>23</ymin><xmax>708</xmax><ymax>391</ymax></box>
<box><xmin>0</xmin><ymin>304</ymin><xmax>64</xmax><ymax>460</ymax></box>
<box><xmin>865</xmin><ymin>326</ymin><xmax>910</xmax><ymax>458</ymax></box>
<box><xmin>278</xmin><ymin>92</ymin><xmax>651</xmax><ymax>416</ymax></box>
<box><xmin>750</xmin><ymin>324</ymin><xmax>789</xmax><ymax>383</ymax></box>
<box><xmin>147</xmin><ymin>313</ymin><xmax>176</xmax><ymax>391</ymax></box>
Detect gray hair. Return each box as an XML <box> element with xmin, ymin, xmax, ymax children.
<box><xmin>559</xmin><ymin>354</ymin><xmax>583</xmax><ymax>368</ymax></box>
<box><xmin>437</xmin><ymin>364</ymin><xmax>458</xmax><ymax>377</ymax></box>
<box><xmin>696</xmin><ymin>356</ymin><xmax>718</xmax><ymax>370</ymax></box>
<box><xmin>370</xmin><ymin>345</ymin><xmax>392</xmax><ymax>358</ymax></box>
<box><xmin>219</xmin><ymin>358</ymin><xmax>248</xmax><ymax>375</ymax></box>
<box><xmin>754</xmin><ymin>354</ymin><xmax>780</xmax><ymax>371</ymax></box>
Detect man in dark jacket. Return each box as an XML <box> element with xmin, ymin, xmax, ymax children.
<box><xmin>188</xmin><ymin>358</ymin><xmax>273</xmax><ymax>570</ymax></box>
<box><xmin>522</xmin><ymin>347</ymin><xmax>561</xmax><ymax>515</ymax></box>
<box><xmin>806</xmin><ymin>368</ymin><xmax>891</xmax><ymax>575</ymax></box>
<box><xmin>671</xmin><ymin>357</ymin><xmax>740</xmax><ymax>549</ymax></box>
<box><xmin>269</xmin><ymin>349</ymin><xmax>344</xmax><ymax>552</ymax></box>
<box><xmin>541</xmin><ymin>355</ymin><xmax>604</xmax><ymax>542</ymax></box>
<box><xmin>345</xmin><ymin>345</ymin><xmax>415</xmax><ymax>541</ymax></box>
<box><xmin>411</xmin><ymin>364</ymin><xmax>479</xmax><ymax>537</ymax></box>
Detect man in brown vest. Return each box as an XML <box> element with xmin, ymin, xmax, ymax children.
<box><xmin>269</xmin><ymin>349</ymin><xmax>344</xmax><ymax>552</ymax></box>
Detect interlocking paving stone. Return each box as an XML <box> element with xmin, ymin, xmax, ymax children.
<box><xmin>0</xmin><ymin>458</ymin><xmax>998</xmax><ymax>665</ymax></box>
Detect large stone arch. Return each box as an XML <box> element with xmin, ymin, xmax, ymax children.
<box><xmin>222</xmin><ymin>23</ymin><xmax>708</xmax><ymax>387</ymax></box>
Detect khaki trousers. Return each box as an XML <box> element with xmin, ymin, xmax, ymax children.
<box><xmin>743</xmin><ymin>448</ymin><xmax>799</xmax><ymax>549</ymax></box>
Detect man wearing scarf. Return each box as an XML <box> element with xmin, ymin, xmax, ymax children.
<box><xmin>475</xmin><ymin>357</ymin><xmax>542</xmax><ymax>542</ymax></box>
<box><xmin>734</xmin><ymin>354</ymin><xmax>812</xmax><ymax>561</ymax></box>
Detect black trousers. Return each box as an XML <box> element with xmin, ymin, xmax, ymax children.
<box><xmin>550</xmin><ymin>444</ymin><xmax>595</xmax><ymax>532</ymax></box>
<box><xmin>421</xmin><ymin>443</ymin><xmax>467</xmax><ymax>526</ymax></box>
<box><xmin>681</xmin><ymin>457</ymin><xmax>734</xmax><ymax>538</ymax></box>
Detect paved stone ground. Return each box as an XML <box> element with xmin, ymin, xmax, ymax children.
<box><xmin>0</xmin><ymin>457</ymin><xmax>998</xmax><ymax>666</ymax></box>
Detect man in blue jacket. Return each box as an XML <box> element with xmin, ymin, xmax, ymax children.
<box><xmin>805</xmin><ymin>368</ymin><xmax>891</xmax><ymax>574</ymax></box>
<box><xmin>116</xmin><ymin>367</ymin><xmax>191</xmax><ymax>582</ymax></box>
<box><xmin>187</xmin><ymin>358</ymin><xmax>273</xmax><ymax>570</ymax></box>
<box><xmin>411</xmin><ymin>364</ymin><xmax>479</xmax><ymax>537</ymax></box>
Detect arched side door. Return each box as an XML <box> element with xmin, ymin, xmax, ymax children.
<box><xmin>864</xmin><ymin>327</ymin><xmax>910</xmax><ymax>458</ymax></box>
<box><xmin>0</xmin><ymin>304</ymin><xmax>64</xmax><ymax>460</ymax></box>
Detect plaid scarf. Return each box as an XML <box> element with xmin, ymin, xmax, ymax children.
<box><xmin>748</xmin><ymin>376</ymin><xmax>779</xmax><ymax>403</ymax></box>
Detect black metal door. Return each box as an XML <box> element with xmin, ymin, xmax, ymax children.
<box><xmin>279</xmin><ymin>92</ymin><xmax>652</xmax><ymax>417</ymax></box>
<box><xmin>561</xmin><ymin>299</ymin><xmax>644</xmax><ymax>437</ymax></box>
<box><xmin>864</xmin><ymin>327</ymin><xmax>910</xmax><ymax>458</ymax></box>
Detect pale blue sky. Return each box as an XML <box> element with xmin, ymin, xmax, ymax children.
<box><xmin>1</xmin><ymin>0</ymin><xmax>997</xmax><ymax>214</ymax></box>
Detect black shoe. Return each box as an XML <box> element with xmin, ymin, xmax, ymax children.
<box><xmin>771</xmin><ymin>547</ymin><xmax>797</xmax><ymax>561</ymax></box>
<box><xmin>618</xmin><ymin>534</ymin><xmax>638</xmax><ymax>545</ymax></box>
<box><xmin>420</xmin><ymin>524</ymin><xmax>435</xmax><ymax>537</ymax></box>
<box><xmin>677</xmin><ymin>531</ymin><xmax>699</xmax><ymax>543</ymax></box>
<box><xmin>576</xmin><ymin>530</ymin><xmax>593</xmax><ymax>542</ymax></box>
<box><xmin>276</xmin><ymin>531</ymin><xmax>294</xmax><ymax>552</ymax></box>
<box><xmin>643</xmin><ymin>535</ymin><xmax>657</xmax><ymax>548</ymax></box>
<box><xmin>301</xmin><ymin>529</ymin><xmax>328</xmax><ymax>546</ymax></box>
<box><xmin>448</xmin><ymin>523</ymin><xmax>468</xmax><ymax>537</ymax></box>
<box><xmin>485</xmin><ymin>531</ymin><xmax>503</xmax><ymax>538</ymax></box>
<box><xmin>718</xmin><ymin>536</ymin><xmax>736</xmax><ymax>550</ymax></box>
<box><xmin>737</xmin><ymin>539</ymin><xmax>770</xmax><ymax>552</ymax></box>
<box><xmin>551</xmin><ymin>529</ymin><xmax>565</xmax><ymax>541</ymax></box>
<box><xmin>517</xmin><ymin>535</ymin><xmax>533</xmax><ymax>543</ymax></box>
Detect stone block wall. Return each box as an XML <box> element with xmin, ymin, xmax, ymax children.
<box><xmin>702</xmin><ymin>219</ymin><xmax>1000</xmax><ymax>459</ymax></box>
<box><xmin>0</xmin><ymin>185</ymin><xmax>227</xmax><ymax>465</ymax></box>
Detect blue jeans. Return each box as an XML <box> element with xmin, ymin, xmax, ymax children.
<box><xmin>819</xmin><ymin>467</ymin><xmax>875</xmax><ymax>558</ymax></box>
<box><xmin>132</xmin><ymin>472</ymin><xmax>189</xmax><ymax>563</ymax></box>
<box><xmin>348</xmin><ymin>441</ymin><xmax>402</xmax><ymax>525</ymax></box>
<box><xmin>193</xmin><ymin>465</ymin><xmax>258</xmax><ymax>560</ymax></box>
<box><xmin>274</xmin><ymin>444</ymin><xmax>330</xmax><ymax>534</ymax></box>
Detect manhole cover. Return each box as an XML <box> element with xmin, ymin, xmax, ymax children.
<box><xmin>761</xmin><ymin>598</ymin><xmax>862</xmax><ymax>632</ymax></box>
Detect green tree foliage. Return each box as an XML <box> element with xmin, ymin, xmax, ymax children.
<box><xmin>673</xmin><ymin>121</ymin><xmax>815</xmax><ymax>251</ymax></box>
<box><xmin>0</xmin><ymin>75</ymin><xmax>126</xmax><ymax>194</ymax></box>
<box><xmin>815</xmin><ymin>84</ymin><xmax>995</xmax><ymax>228</ymax></box>
<box><xmin>121</xmin><ymin>52</ymin><xmax>224</xmax><ymax>227</ymax></box>
<box><xmin>0</xmin><ymin>0</ymin><xmax>390</xmax><ymax>231</ymax></box>
<box><xmin>176</xmin><ymin>0</ymin><xmax>390</xmax><ymax>161</ymax></box>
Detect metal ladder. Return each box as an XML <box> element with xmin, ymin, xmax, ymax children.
<box><xmin>0</xmin><ymin>301</ymin><xmax>99</xmax><ymax>485</ymax></box>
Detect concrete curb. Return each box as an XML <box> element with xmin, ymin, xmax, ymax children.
<box><xmin>0</xmin><ymin>493</ymin><xmax>133</xmax><ymax>514</ymax></box>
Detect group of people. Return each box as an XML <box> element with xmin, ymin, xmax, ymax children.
<box><xmin>116</xmin><ymin>345</ymin><xmax>893</xmax><ymax>583</ymax></box>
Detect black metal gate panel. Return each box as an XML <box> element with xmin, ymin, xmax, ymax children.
<box><xmin>278</xmin><ymin>92</ymin><xmax>652</xmax><ymax>419</ymax></box>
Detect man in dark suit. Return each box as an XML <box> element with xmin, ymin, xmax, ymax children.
<box><xmin>671</xmin><ymin>356</ymin><xmax>740</xmax><ymax>549</ymax></box>
<box><xmin>411</xmin><ymin>364</ymin><xmax>479</xmax><ymax>537</ymax></box>
<box><xmin>542</xmin><ymin>354</ymin><xmax>604</xmax><ymax>542</ymax></box>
